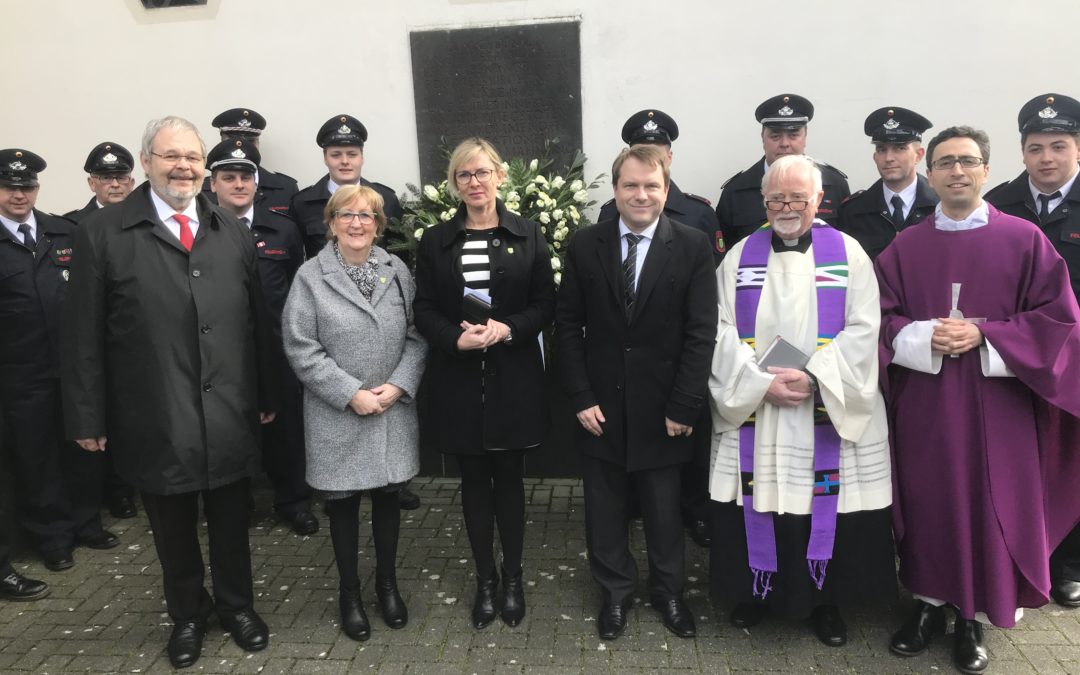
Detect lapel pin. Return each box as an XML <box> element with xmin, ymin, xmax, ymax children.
<box><xmin>507</xmin><ymin>247</ymin><xmax>514</xmax><ymax>254</ymax></box>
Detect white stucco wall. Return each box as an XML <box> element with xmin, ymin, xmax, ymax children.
<box><xmin>2</xmin><ymin>0</ymin><xmax>1075</xmax><ymax>214</ymax></box>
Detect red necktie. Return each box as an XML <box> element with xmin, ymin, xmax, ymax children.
<box><xmin>174</xmin><ymin>213</ymin><xmax>194</xmax><ymax>251</ymax></box>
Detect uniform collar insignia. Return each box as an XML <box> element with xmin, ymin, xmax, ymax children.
<box><xmin>9</xmin><ymin>161</ymin><xmax>26</xmax><ymax>171</ymax></box>
<box><xmin>1040</xmin><ymin>106</ymin><xmax>1058</xmax><ymax>119</ymax></box>
<box><xmin>338</xmin><ymin>124</ymin><xmax>352</xmax><ymax>134</ymax></box>
<box><xmin>778</xmin><ymin>105</ymin><xmax>794</xmax><ymax>116</ymax></box>
<box><xmin>231</xmin><ymin>148</ymin><xmax>247</xmax><ymax>159</ymax></box>
<box><xmin>643</xmin><ymin>120</ymin><xmax>658</xmax><ymax>132</ymax></box>
<box><xmin>102</xmin><ymin>152</ymin><xmax>118</xmax><ymax>163</ymax></box>
<box><xmin>883</xmin><ymin>118</ymin><xmax>900</xmax><ymax>130</ymax></box>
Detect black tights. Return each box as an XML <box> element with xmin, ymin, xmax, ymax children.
<box><xmin>325</xmin><ymin>490</ymin><xmax>400</xmax><ymax>592</ymax></box>
<box><xmin>456</xmin><ymin>451</ymin><xmax>526</xmax><ymax>578</ymax></box>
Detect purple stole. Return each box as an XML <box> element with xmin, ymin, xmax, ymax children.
<box><xmin>734</xmin><ymin>224</ymin><xmax>848</xmax><ymax>598</ymax></box>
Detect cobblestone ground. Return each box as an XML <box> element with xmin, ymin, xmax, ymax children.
<box><xmin>2</xmin><ymin>476</ymin><xmax>1080</xmax><ymax>674</ymax></box>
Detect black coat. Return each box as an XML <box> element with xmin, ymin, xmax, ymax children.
<box><xmin>555</xmin><ymin>214</ymin><xmax>718</xmax><ymax>472</ymax></box>
<box><xmin>413</xmin><ymin>200</ymin><xmax>556</xmax><ymax>454</ymax></box>
<box><xmin>598</xmin><ymin>181</ymin><xmax>723</xmax><ymax>265</ymax></box>
<box><xmin>836</xmin><ymin>175</ymin><xmax>938</xmax><ymax>260</ymax></box>
<box><xmin>201</xmin><ymin>166</ymin><xmax>299</xmax><ymax>216</ymax></box>
<box><xmin>0</xmin><ymin>211</ymin><xmax>74</xmax><ymax>383</ymax></box>
<box><xmin>290</xmin><ymin>175</ymin><xmax>405</xmax><ymax>260</ymax></box>
<box><xmin>985</xmin><ymin>171</ymin><xmax>1080</xmax><ymax>299</ymax></box>
<box><xmin>248</xmin><ymin>208</ymin><xmax>305</xmax><ymax>346</ymax></box>
<box><xmin>64</xmin><ymin>198</ymin><xmax>99</xmax><ymax>224</ymax></box>
<box><xmin>61</xmin><ymin>183</ymin><xmax>279</xmax><ymax>495</ymax></box>
<box><xmin>715</xmin><ymin>157</ymin><xmax>849</xmax><ymax>259</ymax></box>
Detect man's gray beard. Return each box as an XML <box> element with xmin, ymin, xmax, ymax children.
<box><xmin>772</xmin><ymin>218</ymin><xmax>804</xmax><ymax>238</ymax></box>
<box><xmin>152</xmin><ymin>180</ymin><xmax>200</xmax><ymax>209</ymax></box>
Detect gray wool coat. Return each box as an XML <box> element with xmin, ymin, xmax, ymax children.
<box><xmin>282</xmin><ymin>244</ymin><xmax>427</xmax><ymax>491</ymax></box>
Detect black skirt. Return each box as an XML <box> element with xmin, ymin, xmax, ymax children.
<box><xmin>710</xmin><ymin>501</ymin><xmax>897</xmax><ymax>619</ymax></box>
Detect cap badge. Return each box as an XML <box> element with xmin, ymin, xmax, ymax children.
<box><xmin>237</xmin><ymin>118</ymin><xmax>252</xmax><ymax>128</ymax></box>
<box><xmin>643</xmin><ymin>119</ymin><xmax>658</xmax><ymax>132</ymax></box>
<box><xmin>338</xmin><ymin>124</ymin><xmax>352</xmax><ymax>134</ymax></box>
<box><xmin>778</xmin><ymin>106</ymin><xmax>794</xmax><ymax>117</ymax></box>
<box><xmin>883</xmin><ymin>118</ymin><xmax>900</xmax><ymax>130</ymax></box>
<box><xmin>9</xmin><ymin>161</ymin><xmax>26</xmax><ymax>171</ymax></box>
<box><xmin>1039</xmin><ymin>106</ymin><xmax>1058</xmax><ymax>119</ymax></box>
<box><xmin>230</xmin><ymin>148</ymin><xmax>247</xmax><ymax>159</ymax></box>
<box><xmin>102</xmin><ymin>153</ymin><xmax>118</xmax><ymax>164</ymax></box>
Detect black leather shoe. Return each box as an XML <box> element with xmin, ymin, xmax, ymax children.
<box><xmin>598</xmin><ymin>600</ymin><xmax>630</xmax><ymax>640</ymax></box>
<box><xmin>1052</xmin><ymin>578</ymin><xmax>1080</xmax><ymax>608</ymax></box>
<box><xmin>78</xmin><ymin>530</ymin><xmax>120</xmax><ymax>550</ymax></box>
<box><xmin>398</xmin><ymin>486</ymin><xmax>421</xmax><ymax>511</ymax></box>
<box><xmin>500</xmin><ymin>565</ymin><xmax>525</xmax><ymax>627</ymax></box>
<box><xmin>108</xmin><ymin>494</ymin><xmax>137</xmax><ymax>519</ymax></box>
<box><xmin>687</xmin><ymin>520</ymin><xmax>712</xmax><ymax>548</ymax></box>
<box><xmin>811</xmin><ymin>604</ymin><xmax>847</xmax><ymax>647</ymax></box>
<box><xmin>167</xmin><ymin>618</ymin><xmax>206</xmax><ymax>669</ymax></box>
<box><xmin>219</xmin><ymin>609</ymin><xmax>269</xmax><ymax>652</ymax></box>
<box><xmin>340</xmin><ymin>589</ymin><xmax>371</xmax><ymax>641</ymax></box>
<box><xmin>375</xmin><ymin>575</ymin><xmax>408</xmax><ymax>629</ymax></box>
<box><xmin>655</xmin><ymin>597</ymin><xmax>696</xmax><ymax>638</ymax></box>
<box><xmin>41</xmin><ymin>548</ymin><xmax>74</xmax><ymax>572</ymax></box>
<box><xmin>471</xmin><ymin>569</ymin><xmax>498</xmax><ymax>629</ymax></box>
<box><xmin>889</xmin><ymin>600</ymin><xmax>945</xmax><ymax>656</ymax></box>
<box><xmin>281</xmin><ymin>510</ymin><xmax>319</xmax><ymax>536</ymax></box>
<box><xmin>0</xmin><ymin>570</ymin><xmax>49</xmax><ymax>601</ymax></box>
<box><xmin>730</xmin><ymin>601</ymin><xmax>766</xmax><ymax>629</ymax></box>
<box><xmin>953</xmin><ymin>617</ymin><xmax>989</xmax><ymax>674</ymax></box>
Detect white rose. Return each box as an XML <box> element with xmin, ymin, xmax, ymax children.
<box><xmin>501</xmin><ymin>162</ymin><xmax>510</xmax><ymax>172</ymax></box>
<box><xmin>570</xmin><ymin>180</ymin><xmax>583</xmax><ymax>192</ymax></box>
<box><xmin>423</xmin><ymin>185</ymin><xmax>440</xmax><ymax>201</ymax></box>
<box><xmin>569</xmin><ymin>206</ymin><xmax>580</xmax><ymax>222</ymax></box>
<box><xmin>448</xmin><ymin>207</ymin><xmax>457</xmax><ymax>218</ymax></box>
<box><xmin>414</xmin><ymin>228</ymin><xmax>425</xmax><ymax>240</ymax></box>
<box><xmin>553</xmin><ymin>228</ymin><xmax>566</xmax><ymax>241</ymax></box>
<box><xmin>574</xmin><ymin>190</ymin><xmax>589</xmax><ymax>203</ymax></box>
<box><xmin>529</xmin><ymin>159</ymin><xmax>539</xmax><ymax>171</ymax></box>
<box><xmin>550</xmin><ymin>256</ymin><xmax>562</xmax><ymax>271</ymax></box>
<box><xmin>440</xmin><ymin>211</ymin><xmax>453</xmax><ymax>222</ymax></box>
<box><xmin>553</xmin><ymin>240</ymin><xmax>561</xmax><ymax>249</ymax></box>
<box><xmin>553</xmin><ymin>209</ymin><xmax>563</xmax><ymax>221</ymax></box>
<box><xmin>551</xmin><ymin>176</ymin><xmax>566</xmax><ymax>189</ymax></box>
<box><xmin>553</xmin><ymin>271</ymin><xmax>562</xmax><ymax>285</ymax></box>
<box><xmin>539</xmin><ymin>212</ymin><xmax>551</xmax><ymax>224</ymax></box>
<box><xmin>507</xmin><ymin>190</ymin><xmax>519</xmax><ymax>201</ymax></box>
<box><xmin>533</xmin><ymin>175</ymin><xmax>549</xmax><ymax>186</ymax></box>
<box><xmin>525</xmin><ymin>184</ymin><xmax>537</xmax><ymax>195</ymax></box>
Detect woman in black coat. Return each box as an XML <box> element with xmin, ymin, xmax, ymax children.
<box><xmin>413</xmin><ymin>138</ymin><xmax>555</xmax><ymax>629</ymax></box>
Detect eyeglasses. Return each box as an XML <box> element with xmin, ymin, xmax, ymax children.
<box><xmin>929</xmin><ymin>155</ymin><xmax>985</xmax><ymax>171</ymax></box>
<box><xmin>454</xmin><ymin>168</ymin><xmax>494</xmax><ymax>185</ymax></box>
<box><xmin>335</xmin><ymin>211</ymin><xmax>376</xmax><ymax>225</ymax></box>
<box><xmin>764</xmin><ymin>199</ymin><xmax>811</xmax><ymax>212</ymax></box>
<box><xmin>91</xmin><ymin>174</ymin><xmax>133</xmax><ymax>184</ymax></box>
<box><xmin>150</xmin><ymin>152</ymin><xmax>205</xmax><ymax>165</ymax></box>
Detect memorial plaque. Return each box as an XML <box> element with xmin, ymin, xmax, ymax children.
<box><xmin>410</xmin><ymin>21</ymin><xmax>582</xmax><ymax>184</ymax></box>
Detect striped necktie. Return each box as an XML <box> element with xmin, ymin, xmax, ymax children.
<box><xmin>623</xmin><ymin>233</ymin><xmax>643</xmax><ymax>316</ymax></box>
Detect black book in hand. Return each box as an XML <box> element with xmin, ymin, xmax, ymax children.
<box><xmin>462</xmin><ymin>291</ymin><xmax>493</xmax><ymax>325</ymax></box>
<box><xmin>757</xmin><ymin>336</ymin><xmax>811</xmax><ymax>371</ymax></box>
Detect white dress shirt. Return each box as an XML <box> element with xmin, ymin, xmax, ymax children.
<box><xmin>149</xmin><ymin>188</ymin><xmax>200</xmax><ymax>242</ymax></box>
<box><xmin>0</xmin><ymin>212</ymin><xmax>37</xmax><ymax>244</ymax></box>
<box><xmin>883</xmin><ymin>177</ymin><xmax>919</xmax><ymax>221</ymax></box>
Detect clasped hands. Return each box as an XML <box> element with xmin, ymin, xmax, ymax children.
<box><xmin>930</xmin><ymin>317</ymin><xmax>983</xmax><ymax>356</ymax></box>
<box><xmin>456</xmin><ymin>319</ymin><xmax>511</xmax><ymax>351</ymax></box>
<box><xmin>764</xmin><ymin>367</ymin><xmax>814</xmax><ymax>408</ymax></box>
<box><xmin>348</xmin><ymin>383</ymin><xmax>405</xmax><ymax>416</ymax></box>
<box><xmin>575</xmin><ymin>405</ymin><xmax>692</xmax><ymax>438</ymax></box>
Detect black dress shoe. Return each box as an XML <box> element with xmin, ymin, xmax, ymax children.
<box><xmin>78</xmin><ymin>529</ymin><xmax>120</xmax><ymax>550</ymax></box>
<box><xmin>398</xmin><ymin>486</ymin><xmax>421</xmax><ymax>511</ymax></box>
<box><xmin>1052</xmin><ymin>578</ymin><xmax>1080</xmax><ymax>608</ymax></box>
<box><xmin>655</xmin><ymin>597</ymin><xmax>696</xmax><ymax>638</ymax></box>
<box><xmin>108</xmin><ymin>494</ymin><xmax>137</xmax><ymax>519</ymax></box>
<box><xmin>220</xmin><ymin>609</ymin><xmax>269</xmax><ymax>652</ymax></box>
<box><xmin>889</xmin><ymin>600</ymin><xmax>945</xmax><ymax>656</ymax></box>
<box><xmin>281</xmin><ymin>510</ymin><xmax>319</xmax><ymax>536</ymax></box>
<box><xmin>471</xmin><ymin>569</ymin><xmax>498</xmax><ymax>629</ymax></box>
<box><xmin>500</xmin><ymin>565</ymin><xmax>525</xmax><ymax>627</ymax></box>
<box><xmin>340</xmin><ymin>589</ymin><xmax>371</xmax><ymax>641</ymax></box>
<box><xmin>730</xmin><ymin>601</ymin><xmax>766</xmax><ymax>629</ymax></box>
<box><xmin>811</xmin><ymin>604</ymin><xmax>847</xmax><ymax>647</ymax></box>
<box><xmin>953</xmin><ymin>617</ymin><xmax>990</xmax><ymax>674</ymax></box>
<box><xmin>375</xmin><ymin>575</ymin><xmax>408</xmax><ymax>629</ymax></box>
<box><xmin>687</xmin><ymin>520</ymin><xmax>712</xmax><ymax>548</ymax></box>
<box><xmin>598</xmin><ymin>600</ymin><xmax>630</xmax><ymax>640</ymax></box>
<box><xmin>41</xmin><ymin>548</ymin><xmax>74</xmax><ymax>572</ymax></box>
<box><xmin>0</xmin><ymin>570</ymin><xmax>49</xmax><ymax>601</ymax></box>
<box><xmin>167</xmin><ymin>617</ymin><xmax>206</xmax><ymax>669</ymax></box>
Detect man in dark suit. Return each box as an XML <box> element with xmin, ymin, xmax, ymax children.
<box><xmin>202</xmin><ymin>108</ymin><xmax>299</xmax><ymax>217</ymax></box>
<box><xmin>0</xmin><ymin>149</ymin><xmax>117</xmax><ymax>573</ymax></box>
<box><xmin>207</xmin><ymin>138</ymin><xmax>316</xmax><ymax>537</ymax></box>
<box><xmin>837</xmin><ymin>107</ymin><xmax>938</xmax><ymax>260</ymax></box>
<box><xmin>65</xmin><ymin>142</ymin><xmax>137</xmax><ymax>226</ymax></box>
<box><xmin>556</xmin><ymin>144</ymin><xmax>718</xmax><ymax>640</ymax></box>
<box><xmin>62</xmin><ymin>117</ymin><xmax>279</xmax><ymax>669</ymax></box>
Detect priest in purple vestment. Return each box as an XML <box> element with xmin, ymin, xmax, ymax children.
<box><xmin>875</xmin><ymin>125</ymin><xmax>1080</xmax><ymax>675</ymax></box>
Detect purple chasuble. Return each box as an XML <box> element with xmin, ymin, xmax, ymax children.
<box><xmin>875</xmin><ymin>205</ymin><xmax>1080</xmax><ymax>627</ymax></box>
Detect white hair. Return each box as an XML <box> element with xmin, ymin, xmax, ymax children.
<box><xmin>141</xmin><ymin>116</ymin><xmax>205</xmax><ymax>157</ymax></box>
<box><xmin>761</xmin><ymin>154</ymin><xmax>822</xmax><ymax>196</ymax></box>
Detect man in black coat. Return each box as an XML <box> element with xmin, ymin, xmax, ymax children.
<box><xmin>207</xmin><ymin>138</ymin><xmax>317</xmax><ymax>537</ymax></box>
<box><xmin>837</xmin><ymin>107</ymin><xmax>939</xmax><ymax>260</ymax></box>
<box><xmin>62</xmin><ymin>117</ymin><xmax>279</xmax><ymax>669</ymax></box>
<box><xmin>985</xmin><ymin>93</ymin><xmax>1080</xmax><ymax>606</ymax></box>
<box><xmin>201</xmin><ymin>107</ymin><xmax>299</xmax><ymax>216</ymax></box>
<box><xmin>556</xmin><ymin>145</ymin><xmax>718</xmax><ymax>641</ymax></box>
<box><xmin>65</xmin><ymin>142</ymin><xmax>137</xmax><ymax>226</ymax></box>
<box><xmin>0</xmin><ymin>149</ymin><xmax>116</xmax><ymax>573</ymax></box>
<box><xmin>715</xmin><ymin>94</ymin><xmax>849</xmax><ymax>259</ymax></box>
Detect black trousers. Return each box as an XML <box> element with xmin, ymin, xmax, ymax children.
<box><xmin>103</xmin><ymin>451</ymin><xmax>134</xmax><ymax>504</ymax></box>
<box><xmin>583</xmin><ymin>455</ymin><xmax>684</xmax><ymax>605</ymax></box>
<box><xmin>1</xmin><ymin>375</ymin><xmax>103</xmax><ymax>552</ymax></box>
<box><xmin>262</xmin><ymin>365</ymin><xmax>312</xmax><ymax>515</ymax></box>
<box><xmin>1052</xmin><ymin>522</ymin><xmax>1080</xmax><ymax>582</ymax></box>
<box><xmin>0</xmin><ymin>531</ymin><xmax>11</xmax><ymax>576</ymax></box>
<box><xmin>141</xmin><ymin>478</ymin><xmax>254</xmax><ymax>621</ymax></box>
<box><xmin>680</xmin><ymin>408</ymin><xmax>712</xmax><ymax>525</ymax></box>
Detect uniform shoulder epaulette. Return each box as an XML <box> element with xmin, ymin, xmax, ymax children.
<box><xmin>269</xmin><ymin>169</ymin><xmax>297</xmax><ymax>183</ymax></box>
<box><xmin>841</xmin><ymin>190</ymin><xmax>865</xmax><ymax>205</ymax></box>
<box><xmin>721</xmin><ymin>171</ymin><xmax>743</xmax><ymax>189</ymax></box>
<box><xmin>683</xmin><ymin>192</ymin><xmax>712</xmax><ymax>207</ymax></box>
<box><xmin>817</xmin><ymin>161</ymin><xmax>848</xmax><ymax>179</ymax></box>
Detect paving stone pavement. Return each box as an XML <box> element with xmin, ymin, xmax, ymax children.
<box><xmin>2</xmin><ymin>476</ymin><xmax>1080</xmax><ymax>674</ymax></box>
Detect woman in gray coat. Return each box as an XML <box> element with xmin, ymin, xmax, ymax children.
<box><xmin>283</xmin><ymin>185</ymin><xmax>427</xmax><ymax>642</ymax></box>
